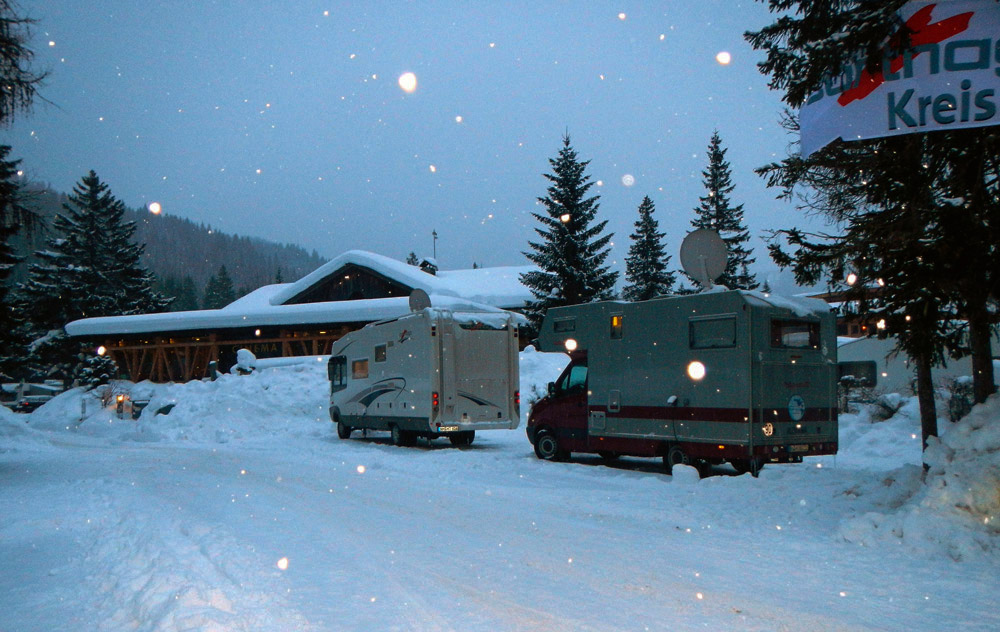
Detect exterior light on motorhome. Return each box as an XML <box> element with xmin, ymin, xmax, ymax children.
<box><xmin>686</xmin><ymin>361</ymin><xmax>706</xmax><ymax>381</ymax></box>
<box><xmin>565</xmin><ymin>338</ymin><xmax>578</xmax><ymax>352</ymax></box>
<box><xmin>254</xmin><ymin>329</ymin><xmax>261</xmax><ymax>337</ymax></box>
<box><xmin>846</xmin><ymin>273</ymin><xmax>857</xmax><ymax>286</ymax></box>
<box><xmin>432</xmin><ymin>391</ymin><xmax>439</xmax><ymax>410</ymax></box>
<box><xmin>96</xmin><ymin>345</ymin><xmax>107</xmax><ymax>356</ymax></box>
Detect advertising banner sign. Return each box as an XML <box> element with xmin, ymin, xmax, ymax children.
<box><xmin>800</xmin><ymin>1</ymin><xmax>1000</xmax><ymax>156</ymax></box>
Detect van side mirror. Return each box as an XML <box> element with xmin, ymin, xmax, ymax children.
<box><xmin>547</xmin><ymin>382</ymin><xmax>555</xmax><ymax>396</ymax></box>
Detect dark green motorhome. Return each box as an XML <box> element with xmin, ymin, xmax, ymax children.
<box><xmin>526</xmin><ymin>290</ymin><xmax>839</xmax><ymax>475</ymax></box>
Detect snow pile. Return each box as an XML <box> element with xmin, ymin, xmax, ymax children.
<box><xmin>27</xmin><ymin>360</ymin><xmax>331</xmax><ymax>444</ymax></box>
<box><xmin>839</xmin><ymin>394</ymin><xmax>1000</xmax><ymax>561</ymax></box>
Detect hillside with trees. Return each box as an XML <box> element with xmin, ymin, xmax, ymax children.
<box><xmin>9</xmin><ymin>185</ymin><xmax>328</xmax><ymax>310</ymax></box>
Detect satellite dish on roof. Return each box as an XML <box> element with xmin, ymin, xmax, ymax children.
<box><xmin>680</xmin><ymin>229</ymin><xmax>728</xmax><ymax>289</ymax></box>
<box><xmin>409</xmin><ymin>288</ymin><xmax>432</xmax><ymax>312</ymax></box>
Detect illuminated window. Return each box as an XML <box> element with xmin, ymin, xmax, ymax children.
<box><xmin>610</xmin><ymin>314</ymin><xmax>623</xmax><ymax>340</ymax></box>
<box><xmin>352</xmin><ymin>359</ymin><xmax>369</xmax><ymax>379</ymax></box>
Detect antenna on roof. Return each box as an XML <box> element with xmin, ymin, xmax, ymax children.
<box><xmin>409</xmin><ymin>288</ymin><xmax>432</xmax><ymax>312</ymax></box>
<box><xmin>680</xmin><ymin>229</ymin><xmax>728</xmax><ymax>290</ymax></box>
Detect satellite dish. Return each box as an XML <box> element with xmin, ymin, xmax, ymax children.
<box><xmin>680</xmin><ymin>229</ymin><xmax>728</xmax><ymax>289</ymax></box>
<box><xmin>409</xmin><ymin>288</ymin><xmax>432</xmax><ymax>312</ymax></box>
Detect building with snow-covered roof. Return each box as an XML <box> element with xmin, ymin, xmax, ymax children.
<box><xmin>65</xmin><ymin>250</ymin><xmax>534</xmax><ymax>382</ymax></box>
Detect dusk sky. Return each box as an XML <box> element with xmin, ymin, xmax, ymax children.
<box><xmin>8</xmin><ymin>1</ymin><xmax>819</xmax><ymax>284</ymax></box>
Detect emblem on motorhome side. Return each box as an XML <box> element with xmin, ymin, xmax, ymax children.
<box><xmin>788</xmin><ymin>395</ymin><xmax>806</xmax><ymax>422</ymax></box>
<box><xmin>399</xmin><ymin>329</ymin><xmax>411</xmax><ymax>343</ymax></box>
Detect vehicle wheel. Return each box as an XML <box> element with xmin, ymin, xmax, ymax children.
<box><xmin>391</xmin><ymin>425</ymin><xmax>415</xmax><ymax>447</ymax></box>
<box><xmin>730</xmin><ymin>458</ymin><xmax>764</xmax><ymax>477</ymax></box>
<box><xmin>533</xmin><ymin>430</ymin><xmax>565</xmax><ymax>461</ymax></box>
<box><xmin>597</xmin><ymin>450</ymin><xmax>619</xmax><ymax>463</ymax></box>
<box><xmin>663</xmin><ymin>445</ymin><xmax>689</xmax><ymax>475</ymax></box>
<box><xmin>336</xmin><ymin>420</ymin><xmax>352</xmax><ymax>439</ymax></box>
<box><xmin>449</xmin><ymin>431</ymin><xmax>475</xmax><ymax>447</ymax></box>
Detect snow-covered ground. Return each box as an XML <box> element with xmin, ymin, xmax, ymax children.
<box><xmin>1</xmin><ymin>349</ymin><xmax>998</xmax><ymax>631</ymax></box>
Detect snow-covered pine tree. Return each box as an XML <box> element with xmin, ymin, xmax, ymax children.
<box><xmin>405</xmin><ymin>252</ymin><xmax>419</xmax><ymax>266</ymax></box>
<box><xmin>623</xmin><ymin>196</ymin><xmax>675</xmax><ymax>301</ymax></box>
<box><xmin>689</xmin><ymin>131</ymin><xmax>757</xmax><ymax>290</ymax></box>
<box><xmin>203</xmin><ymin>265</ymin><xmax>236</xmax><ymax>309</ymax></box>
<box><xmin>19</xmin><ymin>170</ymin><xmax>170</xmax><ymax>382</ymax></box>
<box><xmin>520</xmin><ymin>134</ymin><xmax>618</xmax><ymax>331</ymax></box>
<box><xmin>0</xmin><ymin>146</ymin><xmax>37</xmax><ymax>381</ymax></box>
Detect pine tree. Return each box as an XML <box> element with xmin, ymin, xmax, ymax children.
<box><xmin>623</xmin><ymin>196</ymin><xmax>675</xmax><ymax>301</ymax></box>
<box><xmin>19</xmin><ymin>170</ymin><xmax>170</xmax><ymax>383</ymax></box>
<box><xmin>0</xmin><ymin>2</ymin><xmax>47</xmax><ymax>126</ymax></box>
<box><xmin>203</xmin><ymin>265</ymin><xmax>236</xmax><ymax>309</ymax></box>
<box><xmin>405</xmin><ymin>252</ymin><xmax>419</xmax><ymax>266</ymax></box>
<box><xmin>689</xmin><ymin>131</ymin><xmax>757</xmax><ymax>290</ymax></box>
<box><xmin>520</xmin><ymin>134</ymin><xmax>618</xmax><ymax>331</ymax></box>
<box><xmin>0</xmin><ymin>146</ymin><xmax>36</xmax><ymax>381</ymax></box>
<box><xmin>747</xmin><ymin>3</ymin><xmax>1000</xmax><ymax>447</ymax></box>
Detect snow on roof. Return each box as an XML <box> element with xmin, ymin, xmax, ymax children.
<box><xmin>65</xmin><ymin>293</ymin><xmax>513</xmax><ymax>337</ymax></box>
<box><xmin>65</xmin><ymin>250</ymin><xmax>536</xmax><ymax>338</ymax></box>
<box><xmin>268</xmin><ymin>250</ymin><xmax>534</xmax><ymax>309</ymax></box>
<box><xmin>741</xmin><ymin>290</ymin><xmax>833</xmax><ymax>317</ymax></box>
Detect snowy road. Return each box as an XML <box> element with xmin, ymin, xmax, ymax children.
<box><xmin>2</xmin><ymin>358</ymin><xmax>998</xmax><ymax>631</ymax></box>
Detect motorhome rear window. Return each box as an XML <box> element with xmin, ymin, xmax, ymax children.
<box><xmin>771</xmin><ymin>319</ymin><xmax>821</xmax><ymax>349</ymax></box>
<box><xmin>553</xmin><ymin>318</ymin><xmax>576</xmax><ymax>333</ymax></box>
<box><xmin>838</xmin><ymin>361</ymin><xmax>877</xmax><ymax>387</ymax></box>
<box><xmin>352</xmin><ymin>359</ymin><xmax>369</xmax><ymax>379</ymax></box>
<box><xmin>689</xmin><ymin>316</ymin><xmax>737</xmax><ymax>349</ymax></box>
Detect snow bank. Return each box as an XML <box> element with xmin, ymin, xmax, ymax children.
<box><xmin>838</xmin><ymin>394</ymin><xmax>1000</xmax><ymax>561</ymax></box>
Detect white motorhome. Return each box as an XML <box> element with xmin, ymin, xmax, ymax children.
<box><xmin>838</xmin><ymin>332</ymin><xmax>1000</xmax><ymax>396</ymax></box>
<box><xmin>327</xmin><ymin>301</ymin><xmax>520</xmax><ymax>447</ymax></box>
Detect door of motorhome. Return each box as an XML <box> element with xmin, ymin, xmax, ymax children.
<box><xmin>526</xmin><ymin>290</ymin><xmax>838</xmax><ymax>475</ymax></box>
<box><xmin>329</xmin><ymin>308</ymin><xmax>520</xmax><ymax>447</ymax></box>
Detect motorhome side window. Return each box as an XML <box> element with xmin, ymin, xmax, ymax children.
<box><xmin>374</xmin><ymin>344</ymin><xmax>387</xmax><ymax>362</ymax></box>
<box><xmin>352</xmin><ymin>359</ymin><xmax>369</xmax><ymax>379</ymax></box>
<box><xmin>553</xmin><ymin>318</ymin><xmax>576</xmax><ymax>333</ymax></box>
<box><xmin>771</xmin><ymin>319</ymin><xmax>821</xmax><ymax>349</ymax></box>
<box><xmin>610</xmin><ymin>314</ymin><xmax>623</xmax><ymax>340</ymax></box>
<box><xmin>329</xmin><ymin>356</ymin><xmax>347</xmax><ymax>391</ymax></box>
<box><xmin>689</xmin><ymin>316</ymin><xmax>736</xmax><ymax>349</ymax></box>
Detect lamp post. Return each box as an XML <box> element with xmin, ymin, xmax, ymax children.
<box><xmin>432</xmin><ymin>230</ymin><xmax>438</xmax><ymax>259</ymax></box>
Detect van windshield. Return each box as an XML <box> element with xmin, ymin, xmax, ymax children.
<box><xmin>558</xmin><ymin>362</ymin><xmax>588</xmax><ymax>394</ymax></box>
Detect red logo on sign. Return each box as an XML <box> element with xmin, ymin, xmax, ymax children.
<box><xmin>838</xmin><ymin>4</ymin><xmax>973</xmax><ymax>107</ymax></box>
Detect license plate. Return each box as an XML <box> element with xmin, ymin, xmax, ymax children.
<box><xmin>789</xmin><ymin>444</ymin><xmax>809</xmax><ymax>453</ymax></box>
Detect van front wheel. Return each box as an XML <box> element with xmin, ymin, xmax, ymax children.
<box><xmin>336</xmin><ymin>420</ymin><xmax>352</xmax><ymax>439</ymax></box>
<box><xmin>534</xmin><ymin>430</ymin><xmax>566</xmax><ymax>461</ymax></box>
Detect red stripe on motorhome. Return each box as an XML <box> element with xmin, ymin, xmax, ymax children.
<box><xmin>590</xmin><ymin>405</ymin><xmax>836</xmax><ymax>423</ymax></box>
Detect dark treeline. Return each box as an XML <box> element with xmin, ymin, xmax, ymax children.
<box><xmin>10</xmin><ymin>185</ymin><xmax>328</xmax><ymax>309</ymax></box>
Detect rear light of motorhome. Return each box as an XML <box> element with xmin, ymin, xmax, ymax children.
<box><xmin>432</xmin><ymin>391</ymin><xmax>439</xmax><ymax>410</ymax></box>
<box><xmin>515</xmin><ymin>390</ymin><xmax>520</xmax><ymax>406</ymax></box>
